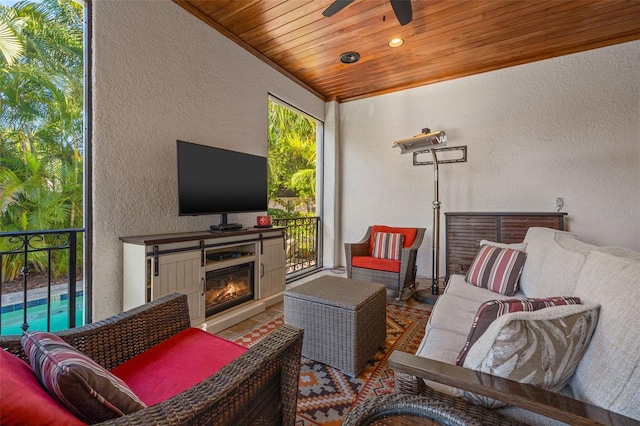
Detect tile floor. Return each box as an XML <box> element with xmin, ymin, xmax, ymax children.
<box><xmin>214</xmin><ymin>268</ymin><xmax>434</xmax><ymax>341</ymax></box>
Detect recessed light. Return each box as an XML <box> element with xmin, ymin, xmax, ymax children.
<box><xmin>340</xmin><ymin>52</ymin><xmax>360</xmax><ymax>64</ymax></box>
<box><xmin>388</xmin><ymin>38</ymin><xmax>404</xmax><ymax>48</ymax></box>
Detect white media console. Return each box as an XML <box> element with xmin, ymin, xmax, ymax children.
<box><xmin>120</xmin><ymin>227</ymin><xmax>286</xmax><ymax>332</ymax></box>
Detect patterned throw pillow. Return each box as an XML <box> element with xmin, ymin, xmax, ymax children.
<box><xmin>21</xmin><ymin>331</ymin><xmax>146</xmax><ymax>424</ymax></box>
<box><xmin>372</xmin><ymin>232</ymin><xmax>404</xmax><ymax>260</ymax></box>
<box><xmin>465</xmin><ymin>245</ymin><xmax>527</xmax><ymax>295</ymax></box>
<box><xmin>456</xmin><ymin>297</ymin><xmax>581</xmax><ymax>366</ymax></box>
<box><xmin>462</xmin><ymin>303</ymin><xmax>599</xmax><ymax>409</ymax></box>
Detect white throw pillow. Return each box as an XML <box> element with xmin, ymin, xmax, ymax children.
<box><xmin>462</xmin><ymin>303</ymin><xmax>599</xmax><ymax>409</ymax></box>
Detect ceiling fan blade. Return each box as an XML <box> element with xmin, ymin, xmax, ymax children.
<box><xmin>322</xmin><ymin>0</ymin><xmax>356</xmax><ymax>17</ymax></box>
<box><xmin>390</xmin><ymin>0</ymin><xmax>413</xmax><ymax>26</ymax></box>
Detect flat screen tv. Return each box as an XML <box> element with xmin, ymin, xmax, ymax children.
<box><xmin>176</xmin><ymin>140</ymin><xmax>268</xmax><ymax>225</ymax></box>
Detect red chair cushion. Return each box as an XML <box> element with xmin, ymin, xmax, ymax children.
<box><xmin>370</xmin><ymin>225</ymin><xmax>418</xmax><ymax>254</ymax></box>
<box><xmin>352</xmin><ymin>255</ymin><xmax>401</xmax><ymax>273</ymax></box>
<box><xmin>111</xmin><ymin>327</ymin><xmax>247</xmax><ymax>406</ymax></box>
<box><xmin>0</xmin><ymin>349</ymin><xmax>84</xmax><ymax>426</ymax></box>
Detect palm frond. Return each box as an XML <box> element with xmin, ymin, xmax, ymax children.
<box><xmin>0</xmin><ymin>12</ymin><xmax>26</xmax><ymax>65</ymax></box>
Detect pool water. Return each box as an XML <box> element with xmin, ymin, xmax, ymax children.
<box><xmin>1</xmin><ymin>296</ymin><xmax>84</xmax><ymax>335</ymax></box>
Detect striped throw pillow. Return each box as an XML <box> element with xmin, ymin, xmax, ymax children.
<box><xmin>456</xmin><ymin>297</ymin><xmax>581</xmax><ymax>366</ymax></box>
<box><xmin>372</xmin><ymin>232</ymin><xmax>404</xmax><ymax>260</ymax></box>
<box><xmin>465</xmin><ymin>245</ymin><xmax>527</xmax><ymax>295</ymax></box>
<box><xmin>21</xmin><ymin>331</ymin><xmax>146</xmax><ymax>423</ymax></box>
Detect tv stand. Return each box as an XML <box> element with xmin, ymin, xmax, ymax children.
<box><xmin>211</xmin><ymin>213</ymin><xmax>243</xmax><ymax>231</ymax></box>
<box><xmin>120</xmin><ymin>228</ymin><xmax>286</xmax><ymax>330</ymax></box>
<box><xmin>210</xmin><ymin>223</ymin><xmax>243</xmax><ymax>232</ymax></box>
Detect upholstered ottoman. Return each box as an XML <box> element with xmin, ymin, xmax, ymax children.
<box><xmin>284</xmin><ymin>275</ymin><xmax>386</xmax><ymax>376</ymax></box>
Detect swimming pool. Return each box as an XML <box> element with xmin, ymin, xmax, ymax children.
<box><xmin>1</xmin><ymin>295</ymin><xmax>84</xmax><ymax>335</ymax></box>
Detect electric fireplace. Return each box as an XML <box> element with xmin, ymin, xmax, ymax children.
<box><xmin>205</xmin><ymin>263</ymin><xmax>254</xmax><ymax>317</ymax></box>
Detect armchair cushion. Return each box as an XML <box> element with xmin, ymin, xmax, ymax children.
<box><xmin>462</xmin><ymin>303</ymin><xmax>599</xmax><ymax>409</ymax></box>
<box><xmin>372</xmin><ymin>232</ymin><xmax>404</xmax><ymax>260</ymax></box>
<box><xmin>465</xmin><ymin>245</ymin><xmax>527</xmax><ymax>296</ymax></box>
<box><xmin>352</xmin><ymin>256</ymin><xmax>401</xmax><ymax>273</ymax></box>
<box><xmin>370</xmin><ymin>225</ymin><xmax>418</xmax><ymax>251</ymax></box>
<box><xmin>111</xmin><ymin>327</ymin><xmax>248</xmax><ymax>406</ymax></box>
<box><xmin>0</xmin><ymin>349</ymin><xmax>84</xmax><ymax>426</ymax></box>
<box><xmin>21</xmin><ymin>331</ymin><xmax>146</xmax><ymax>423</ymax></box>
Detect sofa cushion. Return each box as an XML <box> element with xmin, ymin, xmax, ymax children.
<box><xmin>111</xmin><ymin>327</ymin><xmax>248</xmax><ymax>406</ymax></box>
<box><xmin>456</xmin><ymin>297</ymin><xmax>582</xmax><ymax>366</ymax></box>
<box><xmin>0</xmin><ymin>349</ymin><xmax>84</xmax><ymax>426</ymax></box>
<box><xmin>571</xmin><ymin>247</ymin><xmax>640</xmax><ymax>420</ymax></box>
<box><xmin>415</xmin><ymin>326</ymin><xmax>467</xmax><ymax>398</ymax></box>
<box><xmin>526</xmin><ymin>238</ymin><xmax>596</xmax><ymax>299</ymax></box>
<box><xmin>465</xmin><ymin>245</ymin><xmax>526</xmax><ymax>295</ymax></box>
<box><xmin>462</xmin><ymin>303</ymin><xmax>599</xmax><ymax>409</ymax></box>
<box><xmin>444</xmin><ymin>274</ymin><xmax>524</xmax><ymax>304</ymax></box>
<box><xmin>21</xmin><ymin>331</ymin><xmax>146</xmax><ymax>423</ymax></box>
<box><xmin>519</xmin><ymin>227</ymin><xmax>578</xmax><ymax>297</ymax></box>
<box><xmin>352</xmin><ymin>256</ymin><xmax>400</xmax><ymax>273</ymax></box>
<box><xmin>427</xmin><ymin>293</ymin><xmax>483</xmax><ymax>337</ymax></box>
<box><xmin>370</xmin><ymin>225</ymin><xmax>418</xmax><ymax>251</ymax></box>
<box><xmin>372</xmin><ymin>232</ymin><xmax>404</xmax><ymax>260</ymax></box>
<box><xmin>444</xmin><ymin>274</ymin><xmax>525</xmax><ymax>304</ymax></box>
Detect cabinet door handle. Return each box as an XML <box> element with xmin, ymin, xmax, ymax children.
<box><xmin>260</xmin><ymin>263</ymin><xmax>264</xmax><ymax>278</ymax></box>
<box><xmin>201</xmin><ymin>277</ymin><xmax>205</xmax><ymax>296</ymax></box>
<box><xmin>153</xmin><ymin>245</ymin><xmax>159</xmax><ymax>277</ymax></box>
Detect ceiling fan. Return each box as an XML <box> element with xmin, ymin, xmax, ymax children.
<box><xmin>322</xmin><ymin>0</ymin><xmax>413</xmax><ymax>26</ymax></box>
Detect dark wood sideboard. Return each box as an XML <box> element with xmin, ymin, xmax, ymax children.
<box><xmin>445</xmin><ymin>212</ymin><xmax>567</xmax><ymax>279</ymax></box>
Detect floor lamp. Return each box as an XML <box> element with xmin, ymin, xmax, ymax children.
<box><xmin>393</xmin><ymin>129</ymin><xmax>447</xmax><ymax>305</ymax></box>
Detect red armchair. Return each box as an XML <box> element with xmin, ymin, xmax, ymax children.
<box><xmin>345</xmin><ymin>225</ymin><xmax>426</xmax><ymax>300</ymax></box>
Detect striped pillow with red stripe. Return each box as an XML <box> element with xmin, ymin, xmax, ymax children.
<box><xmin>465</xmin><ymin>245</ymin><xmax>527</xmax><ymax>295</ymax></box>
<box><xmin>21</xmin><ymin>331</ymin><xmax>146</xmax><ymax>423</ymax></box>
<box><xmin>456</xmin><ymin>296</ymin><xmax>582</xmax><ymax>366</ymax></box>
<box><xmin>372</xmin><ymin>232</ymin><xmax>404</xmax><ymax>260</ymax></box>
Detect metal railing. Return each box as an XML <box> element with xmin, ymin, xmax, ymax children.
<box><xmin>0</xmin><ymin>229</ymin><xmax>85</xmax><ymax>334</ymax></box>
<box><xmin>272</xmin><ymin>217</ymin><xmax>322</xmax><ymax>281</ymax></box>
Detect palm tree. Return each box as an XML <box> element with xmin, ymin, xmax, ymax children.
<box><xmin>0</xmin><ymin>0</ymin><xmax>83</xmax><ymax>282</ymax></box>
<box><xmin>267</xmin><ymin>100</ymin><xmax>317</xmax><ymax>217</ymax></box>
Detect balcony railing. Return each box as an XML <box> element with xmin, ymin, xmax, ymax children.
<box><xmin>0</xmin><ymin>229</ymin><xmax>85</xmax><ymax>335</ymax></box>
<box><xmin>272</xmin><ymin>217</ymin><xmax>322</xmax><ymax>282</ymax></box>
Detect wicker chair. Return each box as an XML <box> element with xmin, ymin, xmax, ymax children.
<box><xmin>0</xmin><ymin>293</ymin><xmax>304</xmax><ymax>425</ymax></box>
<box><xmin>345</xmin><ymin>226</ymin><xmax>425</xmax><ymax>300</ymax></box>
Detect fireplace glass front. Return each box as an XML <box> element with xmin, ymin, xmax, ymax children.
<box><xmin>205</xmin><ymin>262</ymin><xmax>254</xmax><ymax>317</ymax></box>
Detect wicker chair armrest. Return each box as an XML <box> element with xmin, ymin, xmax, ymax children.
<box><xmin>99</xmin><ymin>324</ymin><xmax>304</xmax><ymax>426</ymax></box>
<box><xmin>346</xmin><ymin>242</ymin><xmax>370</xmax><ymax>257</ymax></box>
<box><xmin>0</xmin><ymin>293</ymin><xmax>191</xmax><ymax>369</ymax></box>
<box><xmin>389</xmin><ymin>351</ymin><xmax>637</xmax><ymax>426</ymax></box>
<box><xmin>346</xmin><ymin>227</ymin><xmax>373</xmax><ymax>255</ymax></box>
<box><xmin>354</xmin><ymin>226</ymin><xmax>374</xmax><ymax>245</ymax></box>
<box><xmin>345</xmin><ymin>227</ymin><xmax>373</xmax><ymax>276</ymax></box>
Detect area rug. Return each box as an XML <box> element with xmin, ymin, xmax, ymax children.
<box><xmin>233</xmin><ymin>303</ymin><xmax>430</xmax><ymax>426</ymax></box>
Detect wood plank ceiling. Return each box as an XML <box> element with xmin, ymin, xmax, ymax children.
<box><xmin>173</xmin><ymin>0</ymin><xmax>640</xmax><ymax>102</ymax></box>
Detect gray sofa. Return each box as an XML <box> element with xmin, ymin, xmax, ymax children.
<box><xmin>392</xmin><ymin>227</ymin><xmax>640</xmax><ymax>425</ymax></box>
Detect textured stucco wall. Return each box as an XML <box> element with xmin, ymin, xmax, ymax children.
<box><xmin>339</xmin><ymin>40</ymin><xmax>640</xmax><ymax>278</ymax></box>
<box><xmin>92</xmin><ymin>0</ymin><xmax>324</xmax><ymax>320</ymax></box>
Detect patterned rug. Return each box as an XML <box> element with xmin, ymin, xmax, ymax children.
<box><xmin>233</xmin><ymin>303</ymin><xmax>430</xmax><ymax>425</ymax></box>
